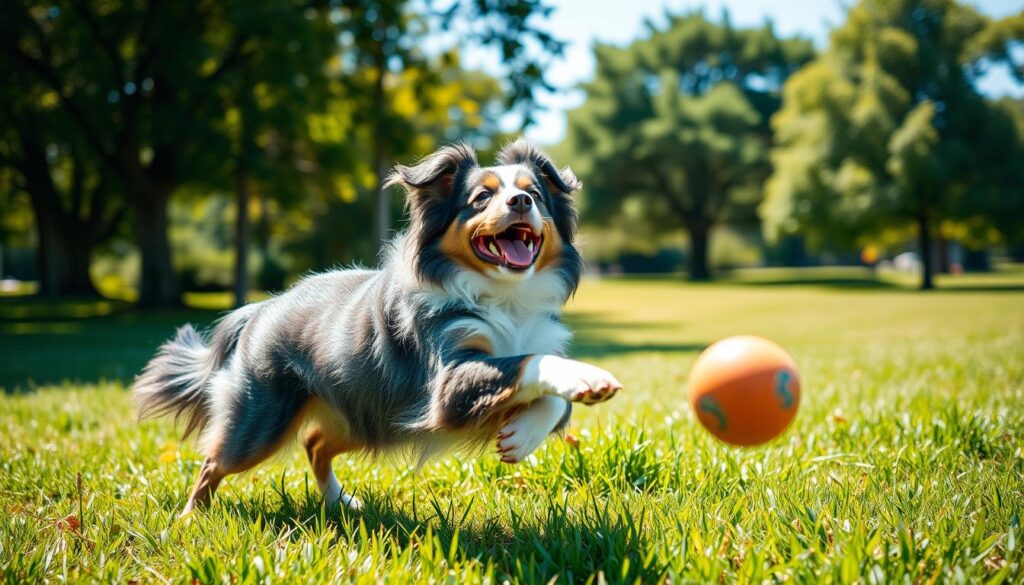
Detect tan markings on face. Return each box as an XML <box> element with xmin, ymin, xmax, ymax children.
<box><xmin>534</xmin><ymin>219</ymin><xmax>564</xmax><ymax>272</ymax></box>
<box><xmin>440</xmin><ymin>213</ymin><xmax>500</xmax><ymax>273</ymax></box>
<box><xmin>515</xmin><ymin>175</ymin><xmax>535</xmax><ymax>191</ymax></box>
<box><xmin>481</xmin><ymin>172</ymin><xmax>501</xmax><ymax>192</ymax></box>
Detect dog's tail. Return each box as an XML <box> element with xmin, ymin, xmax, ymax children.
<box><xmin>133</xmin><ymin>305</ymin><xmax>256</xmax><ymax>439</ymax></box>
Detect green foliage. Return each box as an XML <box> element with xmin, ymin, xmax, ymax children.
<box><xmin>886</xmin><ymin>101</ymin><xmax>941</xmax><ymax>207</ymax></box>
<box><xmin>0</xmin><ymin>0</ymin><xmax>343</xmax><ymax>306</ymax></box>
<box><xmin>277</xmin><ymin>50</ymin><xmax>510</xmax><ymax>272</ymax></box>
<box><xmin>2</xmin><ymin>274</ymin><xmax>1024</xmax><ymax>581</ymax></box>
<box><xmin>563</xmin><ymin>12</ymin><xmax>813</xmax><ymax>280</ymax></box>
<box><xmin>0</xmin><ymin>41</ymin><xmax>125</xmax><ymax>296</ymax></box>
<box><xmin>0</xmin><ymin>0</ymin><xmax>563</xmax><ymax>306</ymax></box>
<box><xmin>956</xmin><ymin>97</ymin><xmax>1024</xmax><ymax>246</ymax></box>
<box><xmin>763</xmin><ymin>0</ymin><xmax>1024</xmax><ymax>287</ymax></box>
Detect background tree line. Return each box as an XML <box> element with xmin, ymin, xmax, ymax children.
<box><xmin>0</xmin><ymin>0</ymin><xmax>560</xmax><ymax>307</ymax></box>
<box><xmin>1</xmin><ymin>0</ymin><xmax>1022</xmax><ymax>304</ymax></box>
<box><xmin>565</xmin><ymin>0</ymin><xmax>1024</xmax><ymax>289</ymax></box>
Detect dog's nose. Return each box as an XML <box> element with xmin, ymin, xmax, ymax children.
<box><xmin>506</xmin><ymin>193</ymin><xmax>533</xmax><ymax>214</ymax></box>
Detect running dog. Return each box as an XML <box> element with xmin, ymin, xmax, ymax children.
<box><xmin>134</xmin><ymin>139</ymin><xmax>622</xmax><ymax>514</ymax></box>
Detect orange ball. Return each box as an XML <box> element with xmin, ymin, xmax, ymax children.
<box><xmin>687</xmin><ymin>335</ymin><xmax>800</xmax><ymax>446</ymax></box>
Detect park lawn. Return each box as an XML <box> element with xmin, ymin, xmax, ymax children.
<box><xmin>1</xmin><ymin>270</ymin><xmax>1023</xmax><ymax>583</ymax></box>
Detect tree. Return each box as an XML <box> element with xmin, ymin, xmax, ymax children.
<box><xmin>763</xmin><ymin>0</ymin><xmax>1024</xmax><ymax>289</ymax></box>
<box><xmin>0</xmin><ymin>1</ymin><xmax>340</xmax><ymax>307</ymax></box>
<box><xmin>336</xmin><ymin>0</ymin><xmax>568</xmax><ymax>255</ymax></box>
<box><xmin>563</xmin><ymin>12</ymin><xmax>813</xmax><ymax>280</ymax></box>
<box><xmin>0</xmin><ymin>65</ymin><xmax>124</xmax><ymax>298</ymax></box>
<box><xmin>215</xmin><ymin>5</ymin><xmax>342</xmax><ymax>307</ymax></box>
<box><xmin>287</xmin><ymin>49</ymin><xmax>508</xmax><ymax>272</ymax></box>
<box><xmin>1</xmin><ymin>1</ymin><xmax>566</xmax><ymax>305</ymax></box>
<box><xmin>951</xmin><ymin>97</ymin><xmax>1024</xmax><ymax>263</ymax></box>
<box><xmin>887</xmin><ymin>102</ymin><xmax>943</xmax><ymax>288</ymax></box>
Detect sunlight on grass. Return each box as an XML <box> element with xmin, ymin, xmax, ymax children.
<box><xmin>1</xmin><ymin>274</ymin><xmax>1023</xmax><ymax>582</ymax></box>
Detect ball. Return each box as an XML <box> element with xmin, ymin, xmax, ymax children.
<box><xmin>687</xmin><ymin>335</ymin><xmax>800</xmax><ymax>446</ymax></box>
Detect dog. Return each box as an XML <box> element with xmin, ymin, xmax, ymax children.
<box><xmin>134</xmin><ymin>139</ymin><xmax>623</xmax><ymax>515</ymax></box>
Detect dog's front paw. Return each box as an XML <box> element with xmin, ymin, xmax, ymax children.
<box><xmin>530</xmin><ymin>356</ymin><xmax>623</xmax><ymax>405</ymax></box>
<box><xmin>496</xmin><ymin>395</ymin><xmax>567</xmax><ymax>463</ymax></box>
<box><xmin>569</xmin><ymin>378</ymin><xmax>621</xmax><ymax>404</ymax></box>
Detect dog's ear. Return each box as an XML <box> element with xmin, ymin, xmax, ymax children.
<box><xmin>386</xmin><ymin>143</ymin><xmax>478</xmax><ymax>268</ymax></box>
<box><xmin>497</xmin><ymin>138</ymin><xmax>581</xmax><ymax>196</ymax></box>
<box><xmin>385</xmin><ymin>142</ymin><xmax>479</xmax><ymax>210</ymax></box>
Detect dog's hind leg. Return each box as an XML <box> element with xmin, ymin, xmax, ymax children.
<box><xmin>302</xmin><ymin>428</ymin><xmax>362</xmax><ymax>510</ymax></box>
<box><xmin>181</xmin><ymin>457</ymin><xmax>227</xmax><ymax>515</ymax></box>
<box><xmin>181</xmin><ymin>369</ymin><xmax>310</xmax><ymax>515</ymax></box>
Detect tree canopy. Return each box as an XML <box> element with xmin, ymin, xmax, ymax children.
<box><xmin>762</xmin><ymin>0</ymin><xmax>1024</xmax><ymax>289</ymax></box>
<box><xmin>563</xmin><ymin>12</ymin><xmax>814</xmax><ymax>280</ymax></box>
<box><xmin>0</xmin><ymin>0</ymin><xmax>563</xmax><ymax>306</ymax></box>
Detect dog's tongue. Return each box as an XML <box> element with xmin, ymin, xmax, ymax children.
<box><xmin>496</xmin><ymin>238</ymin><xmax>533</xmax><ymax>267</ymax></box>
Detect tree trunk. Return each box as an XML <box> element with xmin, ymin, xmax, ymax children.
<box><xmin>31</xmin><ymin>204</ymin><xmax>61</xmax><ymax>301</ymax></box>
<box><xmin>233</xmin><ymin>165</ymin><xmax>251</xmax><ymax>309</ymax></box>
<box><xmin>233</xmin><ymin>96</ymin><xmax>254</xmax><ymax>309</ymax></box>
<box><xmin>936</xmin><ymin>234</ymin><xmax>950</xmax><ymax>274</ymax></box>
<box><xmin>686</xmin><ymin>220</ymin><xmax>711</xmax><ymax>281</ymax></box>
<box><xmin>27</xmin><ymin>181</ymin><xmax>98</xmax><ymax>299</ymax></box>
<box><xmin>373</xmin><ymin>146</ymin><xmax>390</xmax><ymax>258</ymax></box>
<box><xmin>371</xmin><ymin>24</ymin><xmax>390</xmax><ymax>259</ymax></box>
<box><xmin>963</xmin><ymin>248</ymin><xmax>990</xmax><ymax>272</ymax></box>
<box><xmin>20</xmin><ymin>136</ymin><xmax>99</xmax><ymax>298</ymax></box>
<box><xmin>256</xmin><ymin>182</ymin><xmax>271</xmax><ymax>264</ymax></box>
<box><xmin>917</xmin><ymin>211</ymin><xmax>934</xmax><ymax>290</ymax></box>
<box><xmin>63</xmin><ymin>229</ymin><xmax>98</xmax><ymax>296</ymax></box>
<box><xmin>135</xmin><ymin>193</ymin><xmax>180</xmax><ymax>307</ymax></box>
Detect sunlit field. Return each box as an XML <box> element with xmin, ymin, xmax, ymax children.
<box><xmin>2</xmin><ymin>269</ymin><xmax>1023</xmax><ymax>582</ymax></box>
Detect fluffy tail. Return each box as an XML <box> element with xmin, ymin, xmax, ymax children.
<box><xmin>133</xmin><ymin>306</ymin><xmax>255</xmax><ymax>439</ymax></box>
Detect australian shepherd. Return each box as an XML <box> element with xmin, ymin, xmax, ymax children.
<box><xmin>134</xmin><ymin>139</ymin><xmax>622</xmax><ymax>514</ymax></box>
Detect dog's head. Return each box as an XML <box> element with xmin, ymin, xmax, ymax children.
<box><xmin>386</xmin><ymin>138</ymin><xmax>582</xmax><ymax>297</ymax></box>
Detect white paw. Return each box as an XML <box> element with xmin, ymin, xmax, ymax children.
<box><xmin>497</xmin><ymin>396</ymin><xmax>568</xmax><ymax>463</ymax></box>
<box><xmin>526</xmin><ymin>356</ymin><xmax>623</xmax><ymax>405</ymax></box>
<box><xmin>322</xmin><ymin>473</ymin><xmax>362</xmax><ymax>510</ymax></box>
<box><xmin>338</xmin><ymin>492</ymin><xmax>362</xmax><ymax>510</ymax></box>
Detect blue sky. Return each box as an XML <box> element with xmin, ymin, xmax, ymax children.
<box><xmin>470</xmin><ymin>0</ymin><xmax>1024</xmax><ymax>145</ymax></box>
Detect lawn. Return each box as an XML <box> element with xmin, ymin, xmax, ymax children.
<box><xmin>1</xmin><ymin>269</ymin><xmax>1023</xmax><ymax>583</ymax></box>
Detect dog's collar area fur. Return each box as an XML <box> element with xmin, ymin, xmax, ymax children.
<box><xmin>386</xmin><ymin>231</ymin><xmax>571</xmax><ymax>312</ymax></box>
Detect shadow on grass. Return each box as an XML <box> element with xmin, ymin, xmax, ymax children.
<box><xmin>566</xmin><ymin>311</ymin><xmax>706</xmax><ymax>358</ymax></box>
<box><xmin>732</xmin><ymin>277</ymin><xmax>1024</xmax><ymax>293</ymax></box>
<box><xmin>571</xmin><ymin>340</ymin><xmax>706</xmax><ymax>359</ymax></box>
<box><xmin>930</xmin><ymin>283</ymin><xmax>1024</xmax><ymax>293</ymax></box>
<box><xmin>729</xmin><ymin>276</ymin><xmax>901</xmax><ymax>289</ymax></box>
<box><xmin>715</xmin><ymin>266</ymin><xmax>1024</xmax><ymax>292</ymax></box>
<box><xmin>0</xmin><ymin>297</ymin><xmax>221</xmax><ymax>393</ymax></box>
<box><xmin>1</xmin><ymin>298</ymin><xmax>705</xmax><ymax>391</ymax></box>
<box><xmin>219</xmin><ymin>483</ymin><xmax>661</xmax><ymax>582</ymax></box>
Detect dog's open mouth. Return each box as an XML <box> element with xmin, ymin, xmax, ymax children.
<box><xmin>472</xmin><ymin>224</ymin><xmax>542</xmax><ymax>269</ymax></box>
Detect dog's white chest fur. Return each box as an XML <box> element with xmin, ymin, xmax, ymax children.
<box><xmin>426</xmin><ymin>268</ymin><xmax>574</xmax><ymax>358</ymax></box>
<box><xmin>476</xmin><ymin>302</ymin><xmax>571</xmax><ymax>357</ymax></box>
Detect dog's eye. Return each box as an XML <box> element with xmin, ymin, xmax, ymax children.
<box><xmin>473</xmin><ymin>190</ymin><xmax>493</xmax><ymax>204</ymax></box>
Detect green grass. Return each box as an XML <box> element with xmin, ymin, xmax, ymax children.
<box><xmin>2</xmin><ymin>270</ymin><xmax>1023</xmax><ymax>583</ymax></box>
